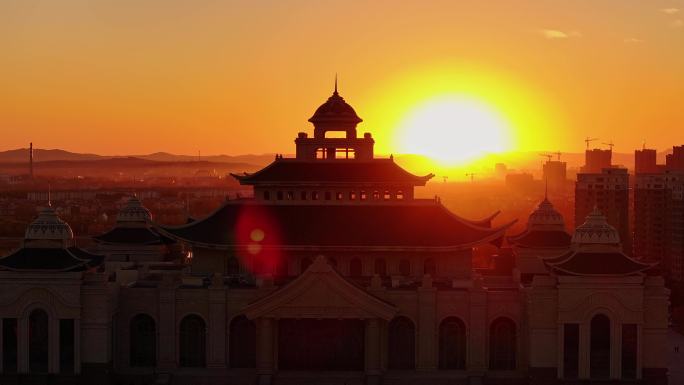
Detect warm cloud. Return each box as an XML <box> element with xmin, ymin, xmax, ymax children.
<box><xmin>672</xmin><ymin>19</ymin><xmax>684</xmax><ymax>28</ymax></box>
<box><xmin>539</xmin><ymin>29</ymin><xmax>582</xmax><ymax>40</ymax></box>
<box><xmin>662</xmin><ymin>8</ymin><xmax>680</xmax><ymax>15</ymax></box>
<box><xmin>624</xmin><ymin>37</ymin><xmax>644</xmax><ymax>44</ymax></box>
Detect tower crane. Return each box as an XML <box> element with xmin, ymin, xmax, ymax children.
<box><xmin>602</xmin><ymin>141</ymin><xmax>615</xmax><ymax>151</ymax></box>
<box><xmin>584</xmin><ymin>137</ymin><xmax>598</xmax><ymax>149</ymax></box>
<box><xmin>465</xmin><ymin>173</ymin><xmax>476</xmax><ymax>183</ymax></box>
<box><xmin>539</xmin><ymin>153</ymin><xmax>552</xmax><ymax>162</ymax></box>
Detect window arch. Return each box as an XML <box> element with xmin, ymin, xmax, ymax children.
<box><xmin>439</xmin><ymin>317</ymin><xmax>466</xmax><ymax>369</ymax></box>
<box><xmin>29</xmin><ymin>309</ymin><xmax>49</xmax><ymax>373</ymax></box>
<box><xmin>374</xmin><ymin>258</ymin><xmax>387</xmax><ymax>277</ymax></box>
<box><xmin>424</xmin><ymin>258</ymin><xmax>436</xmax><ymax>276</ymax></box>
<box><xmin>179</xmin><ymin>315</ymin><xmax>206</xmax><ymax>367</ymax></box>
<box><xmin>590</xmin><ymin>314</ymin><xmax>611</xmax><ymax>379</ymax></box>
<box><xmin>130</xmin><ymin>314</ymin><xmax>156</xmax><ymax>367</ymax></box>
<box><xmin>349</xmin><ymin>258</ymin><xmax>362</xmax><ymax>276</ymax></box>
<box><xmin>229</xmin><ymin>315</ymin><xmax>256</xmax><ymax>368</ymax></box>
<box><xmin>300</xmin><ymin>257</ymin><xmax>312</xmax><ymax>273</ymax></box>
<box><xmin>489</xmin><ymin>317</ymin><xmax>516</xmax><ymax>370</ymax></box>
<box><xmin>399</xmin><ymin>259</ymin><xmax>411</xmax><ymax>276</ymax></box>
<box><xmin>388</xmin><ymin>316</ymin><xmax>415</xmax><ymax>369</ymax></box>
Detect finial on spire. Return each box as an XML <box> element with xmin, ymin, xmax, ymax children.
<box><xmin>48</xmin><ymin>183</ymin><xmax>51</xmax><ymax>207</ymax></box>
<box><xmin>334</xmin><ymin>73</ymin><xmax>338</xmax><ymax>95</ymax></box>
<box><xmin>544</xmin><ymin>176</ymin><xmax>548</xmax><ymax>200</ymax></box>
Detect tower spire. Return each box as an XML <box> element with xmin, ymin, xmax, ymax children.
<box><xmin>334</xmin><ymin>73</ymin><xmax>338</xmax><ymax>95</ymax></box>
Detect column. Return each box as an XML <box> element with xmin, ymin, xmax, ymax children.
<box><xmin>49</xmin><ymin>316</ymin><xmax>59</xmax><ymax>374</ymax></box>
<box><xmin>74</xmin><ymin>319</ymin><xmax>81</xmax><ymax>374</ymax></box>
<box><xmin>157</xmin><ymin>280</ymin><xmax>177</xmax><ymax>369</ymax></box>
<box><xmin>365</xmin><ymin>318</ymin><xmax>381</xmax><ymax>384</ymax></box>
<box><xmin>256</xmin><ymin>317</ymin><xmax>274</xmax><ymax>385</ymax></box>
<box><xmin>578</xmin><ymin>322</ymin><xmax>589</xmax><ymax>379</ymax></box>
<box><xmin>208</xmin><ymin>275</ymin><xmax>227</xmax><ymax>368</ymax></box>
<box><xmin>18</xmin><ymin>317</ymin><xmax>27</xmax><ymax>373</ymax></box>
<box><xmin>611</xmin><ymin>322</ymin><xmax>622</xmax><ymax>379</ymax></box>
<box><xmin>417</xmin><ymin>276</ymin><xmax>436</xmax><ymax>370</ymax></box>
<box><xmin>468</xmin><ymin>285</ymin><xmax>487</xmax><ymax>372</ymax></box>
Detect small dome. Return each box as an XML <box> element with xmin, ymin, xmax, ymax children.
<box><xmin>117</xmin><ymin>197</ymin><xmax>152</xmax><ymax>224</ymax></box>
<box><xmin>308</xmin><ymin>91</ymin><xmax>362</xmax><ymax>126</ymax></box>
<box><xmin>25</xmin><ymin>206</ymin><xmax>74</xmax><ymax>241</ymax></box>
<box><xmin>527</xmin><ymin>198</ymin><xmax>565</xmax><ymax>229</ymax></box>
<box><xmin>572</xmin><ymin>208</ymin><xmax>620</xmax><ymax>245</ymax></box>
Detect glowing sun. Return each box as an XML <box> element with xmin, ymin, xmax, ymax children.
<box><xmin>396</xmin><ymin>96</ymin><xmax>512</xmax><ymax>165</ymax></box>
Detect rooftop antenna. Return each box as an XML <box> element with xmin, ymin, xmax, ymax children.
<box><xmin>642</xmin><ymin>140</ymin><xmax>646</xmax><ymax>151</ymax></box>
<box><xmin>198</xmin><ymin>150</ymin><xmax>201</xmax><ymax>162</ymax></box>
<box><xmin>544</xmin><ymin>175</ymin><xmax>548</xmax><ymax>200</ymax></box>
<box><xmin>48</xmin><ymin>183</ymin><xmax>51</xmax><ymax>207</ymax></box>
<box><xmin>584</xmin><ymin>137</ymin><xmax>598</xmax><ymax>149</ymax></box>
<box><xmin>29</xmin><ymin>142</ymin><xmax>34</xmax><ymax>179</ymax></box>
<box><xmin>554</xmin><ymin>151</ymin><xmax>562</xmax><ymax>161</ymax></box>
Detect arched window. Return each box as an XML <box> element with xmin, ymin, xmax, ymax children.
<box><xmin>388</xmin><ymin>317</ymin><xmax>415</xmax><ymax>369</ymax></box>
<box><xmin>590</xmin><ymin>314</ymin><xmax>611</xmax><ymax>379</ymax></box>
<box><xmin>373</xmin><ymin>191</ymin><xmax>380</xmax><ymax>200</ymax></box>
<box><xmin>396</xmin><ymin>191</ymin><xmax>404</xmax><ymax>200</ymax></box>
<box><xmin>29</xmin><ymin>309</ymin><xmax>49</xmax><ymax>373</ymax></box>
<box><xmin>383</xmin><ymin>190</ymin><xmax>391</xmax><ymax>200</ymax></box>
<box><xmin>489</xmin><ymin>317</ymin><xmax>516</xmax><ymax>370</ymax></box>
<box><xmin>230</xmin><ymin>315</ymin><xmax>256</xmax><ymax>368</ymax></box>
<box><xmin>374</xmin><ymin>258</ymin><xmax>387</xmax><ymax>277</ymax></box>
<box><xmin>424</xmin><ymin>258</ymin><xmax>436</xmax><ymax>276</ymax></box>
<box><xmin>439</xmin><ymin>317</ymin><xmax>466</xmax><ymax>369</ymax></box>
<box><xmin>399</xmin><ymin>259</ymin><xmax>411</xmax><ymax>276</ymax></box>
<box><xmin>349</xmin><ymin>258</ymin><xmax>362</xmax><ymax>276</ymax></box>
<box><xmin>179</xmin><ymin>315</ymin><xmax>206</xmax><ymax>367</ymax></box>
<box><xmin>130</xmin><ymin>314</ymin><xmax>156</xmax><ymax>367</ymax></box>
<box><xmin>301</xmin><ymin>257</ymin><xmax>312</xmax><ymax>273</ymax></box>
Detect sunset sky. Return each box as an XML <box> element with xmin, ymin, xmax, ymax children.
<box><xmin>1</xmin><ymin>0</ymin><xmax>683</xmax><ymax>161</ymax></box>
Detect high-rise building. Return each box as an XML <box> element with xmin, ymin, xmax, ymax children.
<box><xmin>580</xmin><ymin>149</ymin><xmax>612</xmax><ymax>173</ymax></box>
<box><xmin>635</xmin><ymin>148</ymin><xmax>659</xmax><ymax>174</ymax></box>
<box><xmin>575</xmin><ymin>167</ymin><xmax>630</xmax><ymax>254</ymax></box>
<box><xmin>542</xmin><ymin>160</ymin><xmax>567</xmax><ymax>191</ymax></box>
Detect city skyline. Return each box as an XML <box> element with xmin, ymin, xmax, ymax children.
<box><xmin>2</xmin><ymin>0</ymin><xmax>684</xmax><ymax>161</ymax></box>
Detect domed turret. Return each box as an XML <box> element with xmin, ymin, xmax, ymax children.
<box><xmin>24</xmin><ymin>206</ymin><xmax>74</xmax><ymax>245</ymax></box>
<box><xmin>527</xmin><ymin>198</ymin><xmax>565</xmax><ymax>230</ymax></box>
<box><xmin>571</xmin><ymin>207</ymin><xmax>620</xmax><ymax>246</ymax></box>
<box><xmin>308</xmin><ymin>80</ymin><xmax>362</xmax><ymax>139</ymax></box>
<box><xmin>117</xmin><ymin>196</ymin><xmax>152</xmax><ymax>224</ymax></box>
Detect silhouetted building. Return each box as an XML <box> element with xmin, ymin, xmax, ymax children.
<box><xmin>580</xmin><ymin>149</ymin><xmax>612</xmax><ymax>173</ymax></box>
<box><xmin>509</xmin><ymin>197</ymin><xmax>572</xmax><ymax>283</ymax></box>
<box><xmin>505</xmin><ymin>172</ymin><xmax>536</xmax><ymax>194</ymax></box>
<box><xmin>575</xmin><ymin>167</ymin><xmax>630</xmax><ymax>254</ymax></box>
<box><xmin>542</xmin><ymin>160</ymin><xmax>567</xmax><ymax>191</ymax></box>
<box><xmin>666</xmin><ymin>145</ymin><xmax>684</xmax><ymax>171</ymax></box>
<box><xmin>635</xmin><ymin>148</ymin><xmax>659</xmax><ymax>174</ymax></box>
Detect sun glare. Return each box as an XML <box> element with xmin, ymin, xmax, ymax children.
<box><xmin>396</xmin><ymin>96</ymin><xmax>512</xmax><ymax>166</ymax></box>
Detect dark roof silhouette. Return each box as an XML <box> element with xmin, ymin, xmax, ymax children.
<box><xmin>508</xmin><ymin>230</ymin><xmax>572</xmax><ymax>248</ymax></box>
<box><xmin>157</xmin><ymin>202</ymin><xmax>511</xmax><ymax>250</ymax></box>
<box><xmin>231</xmin><ymin>159</ymin><xmax>433</xmax><ymax>185</ymax></box>
<box><xmin>93</xmin><ymin>227</ymin><xmax>171</xmax><ymax>245</ymax></box>
<box><xmin>544</xmin><ymin>249</ymin><xmax>653</xmax><ymax>276</ymax></box>
<box><xmin>0</xmin><ymin>247</ymin><xmax>103</xmax><ymax>272</ymax></box>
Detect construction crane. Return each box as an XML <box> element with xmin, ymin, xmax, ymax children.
<box><xmin>602</xmin><ymin>141</ymin><xmax>615</xmax><ymax>151</ymax></box>
<box><xmin>465</xmin><ymin>173</ymin><xmax>476</xmax><ymax>183</ymax></box>
<box><xmin>442</xmin><ymin>176</ymin><xmax>448</xmax><ymax>183</ymax></box>
<box><xmin>584</xmin><ymin>137</ymin><xmax>598</xmax><ymax>149</ymax></box>
<box><xmin>539</xmin><ymin>153</ymin><xmax>552</xmax><ymax>162</ymax></box>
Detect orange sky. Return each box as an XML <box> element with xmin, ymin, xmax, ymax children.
<box><xmin>1</xmin><ymin>0</ymin><xmax>683</xmax><ymax>157</ymax></box>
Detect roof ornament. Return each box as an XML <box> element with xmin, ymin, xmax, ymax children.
<box><xmin>334</xmin><ymin>73</ymin><xmax>338</xmax><ymax>95</ymax></box>
<box><xmin>48</xmin><ymin>183</ymin><xmax>51</xmax><ymax>207</ymax></box>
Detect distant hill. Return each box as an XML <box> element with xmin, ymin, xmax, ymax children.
<box><xmin>0</xmin><ymin>148</ymin><xmax>275</xmax><ymax>166</ymax></box>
